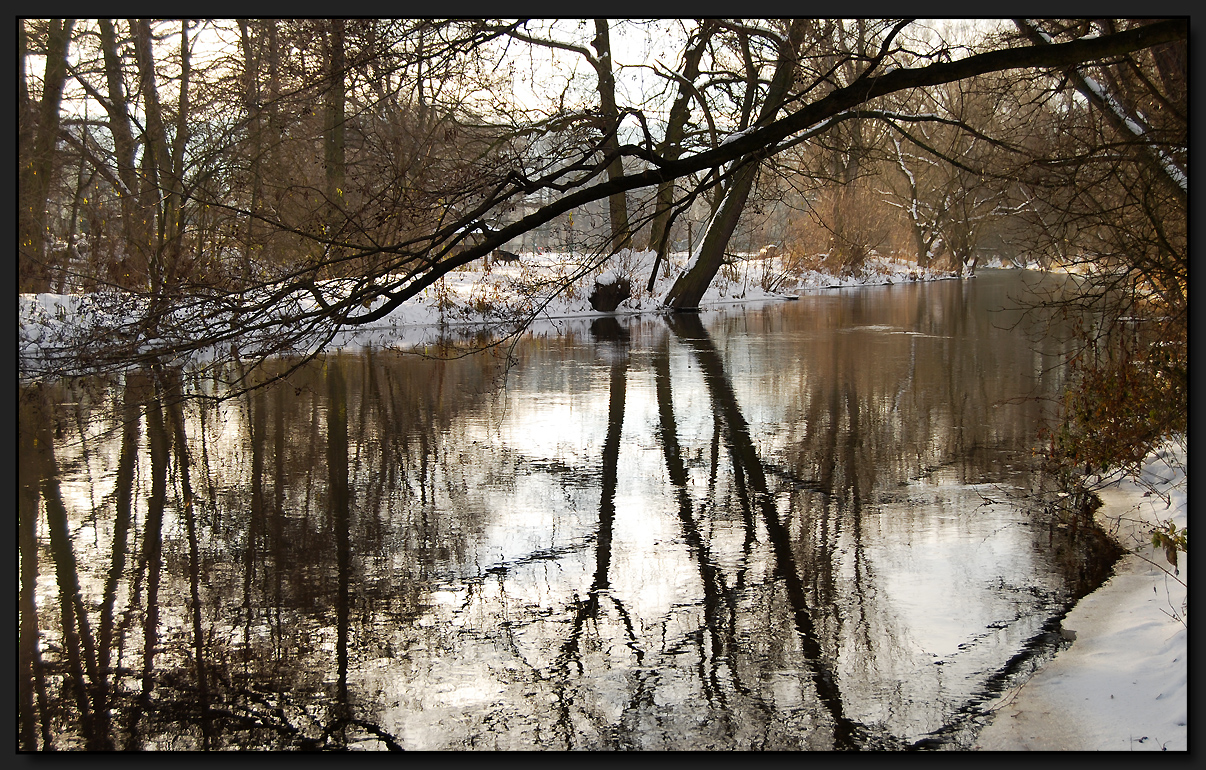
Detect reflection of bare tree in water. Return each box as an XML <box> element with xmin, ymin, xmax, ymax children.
<box><xmin>316</xmin><ymin>356</ymin><xmax>406</xmax><ymax>750</ymax></box>
<box><xmin>667</xmin><ymin>313</ymin><xmax>868</xmax><ymax>750</ymax></box>
<box><xmin>328</xmin><ymin>357</ymin><xmax>352</xmax><ymax>742</ymax></box>
<box><xmin>650</xmin><ymin>333</ymin><xmax>749</xmax><ymax>727</ymax></box>
<box><xmin>553</xmin><ymin>317</ymin><xmax>647</xmax><ymax>748</ymax></box>
<box><xmin>20</xmin><ymin>384</ymin><xmax>105</xmax><ymax>749</ymax></box>
<box><xmin>123</xmin><ymin>373</ymin><xmax>174</xmax><ymax>748</ymax></box>
<box><xmin>19</xmin><ymin>387</ymin><xmax>49</xmax><ymax>750</ymax></box>
<box><xmin>535</xmin><ymin>315</ymin><xmax>878</xmax><ymax>749</ymax></box>
<box><xmin>20</xmin><ymin>280</ymin><xmax>1126</xmax><ymax>751</ymax></box>
<box><xmin>19</xmin><ymin>373</ymin><xmax>182</xmax><ymax>751</ymax></box>
<box><xmin>95</xmin><ymin>373</ymin><xmax>147</xmax><ymax>740</ymax></box>
<box><xmin>19</xmin><ymin>360</ymin><xmax>411</xmax><ymax>751</ymax></box>
<box><xmin>158</xmin><ymin>367</ymin><xmax>215</xmax><ymax>747</ymax></box>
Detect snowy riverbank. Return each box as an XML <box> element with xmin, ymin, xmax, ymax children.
<box><xmin>19</xmin><ymin>249</ymin><xmax>966</xmax><ymax>374</ymax></box>
<box><xmin>973</xmin><ymin>445</ymin><xmax>1188</xmax><ymax>752</ymax></box>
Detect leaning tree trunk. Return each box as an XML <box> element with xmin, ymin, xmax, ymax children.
<box><xmin>661</xmin><ymin>163</ymin><xmax>760</xmax><ymax>309</ymax></box>
<box><xmin>645</xmin><ymin>21</ymin><xmax>715</xmax><ymax>291</ymax></box>
<box><xmin>662</xmin><ymin>20</ymin><xmax>807</xmax><ymax>310</ymax></box>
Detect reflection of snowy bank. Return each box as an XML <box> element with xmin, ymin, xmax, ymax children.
<box><xmin>974</xmin><ymin>445</ymin><xmax>1187</xmax><ymax>751</ymax></box>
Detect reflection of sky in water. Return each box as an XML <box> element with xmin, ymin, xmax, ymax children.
<box><xmin>356</xmin><ymin>292</ymin><xmax>1081</xmax><ymax>747</ymax></box>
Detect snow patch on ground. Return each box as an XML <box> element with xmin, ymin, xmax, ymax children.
<box><xmin>596</xmin><ymin>268</ymin><xmax>624</xmax><ymax>286</ymax></box>
<box><xmin>974</xmin><ymin>445</ymin><xmax>1188</xmax><ymax>751</ymax></box>
<box><xmin>19</xmin><ymin>248</ymin><xmax>964</xmax><ymax>371</ymax></box>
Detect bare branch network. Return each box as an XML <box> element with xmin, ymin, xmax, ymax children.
<box><xmin>18</xmin><ymin>18</ymin><xmax>1186</xmax><ymax>386</ymax></box>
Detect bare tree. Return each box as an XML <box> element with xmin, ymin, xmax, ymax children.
<box><xmin>642</xmin><ymin>20</ymin><xmax>717</xmax><ymax>289</ymax></box>
<box><xmin>661</xmin><ymin>19</ymin><xmax>810</xmax><ymax>309</ymax></box>
<box><xmin>18</xmin><ymin>18</ymin><xmax>1188</xmax><ymax>385</ymax></box>
<box><xmin>19</xmin><ymin>18</ymin><xmax>75</xmax><ymax>292</ymax></box>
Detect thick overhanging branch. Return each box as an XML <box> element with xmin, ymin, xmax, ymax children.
<box><xmin>335</xmin><ymin>18</ymin><xmax>1186</xmax><ymax>325</ymax></box>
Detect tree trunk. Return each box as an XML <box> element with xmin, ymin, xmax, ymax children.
<box><xmin>592</xmin><ymin>19</ymin><xmax>631</xmax><ymax>253</ymax></box>
<box><xmin>98</xmin><ymin>20</ymin><xmax>147</xmax><ymax>288</ymax></box>
<box><xmin>663</xmin><ymin>20</ymin><xmax>807</xmax><ymax>310</ymax></box>
<box><xmin>19</xmin><ymin>19</ymin><xmax>74</xmax><ymax>293</ymax></box>
<box><xmin>166</xmin><ymin>22</ymin><xmax>192</xmax><ymax>288</ymax></box>
<box><xmin>239</xmin><ymin>20</ymin><xmax>263</xmax><ymax>285</ymax></box>
<box><xmin>325</xmin><ymin>19</ymin><xmax>347</xmax><ymax>256</ymax></box>
<box><xmin>132</xmin><ymin>19</ymin><xmax>169</xmax><ymax>293</ymax></box>
<box><xmin>826</xmin><ymin>21</ymin><xmax>870</xmax><ymax>273</ymax></box>
<box><xmin>645</xmin><ymin>21</ymin><xmax>715</xmax><ymax>290</ymax></box>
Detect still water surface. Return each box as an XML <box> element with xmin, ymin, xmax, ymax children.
<box><xmin>19</xmin><ymin>270</ymin><xmax>1121</xmax><ymax>750</ymax></box>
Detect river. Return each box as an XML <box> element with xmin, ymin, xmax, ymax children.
<box><xmin>17</xmin><ymin>269</ymin><xmax>1122</xmax><ymax>750</ymax></box>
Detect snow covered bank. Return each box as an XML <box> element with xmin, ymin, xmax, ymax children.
<box><xmin>18</xmin><ymin>249</ymin><xmax>964</xmax><ymax>375</ymax></box>
<box><xmin>974</xmin><ymin>445</ymin><xmax>1188</xmax><ymax>751</ymax></box>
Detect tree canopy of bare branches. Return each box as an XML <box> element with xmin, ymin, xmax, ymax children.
<box><xmin>18</xmin><ymin>18</ymin><xmax>1187</xmax><ymax>394</ymax></box>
